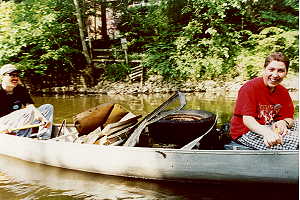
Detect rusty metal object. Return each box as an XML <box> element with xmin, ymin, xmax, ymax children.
<box><xmin>73</xmin><ymin>103</ymin><xmax>114</xmax><ymax>135</ymax></box>
<box><xmin>103</xmin><ymin>104</ymin><xmax>129</xmax><ymax>127</ymax></box>
<box><xmin>164</xmin><ymin>114</ymin><xmax>203</xmax><ymax>121</ymax></box>
<box><xmin>147</xmin><ymin>110</ymin><xmax>216</xmax><ymax>147</ymax></box>
<box><xmin>73</xmin><ymin>103</ymin><xmax>131</xmax><ymax>136</ymax></box>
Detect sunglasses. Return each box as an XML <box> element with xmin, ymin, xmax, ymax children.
<box><xmin>6</xmin><ymin>73</ymin><xmax>20</xmax><ymax>78</ymax></box>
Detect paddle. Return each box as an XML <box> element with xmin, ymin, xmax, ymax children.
<box><xmin>0</xmin><ymin>123</ymin><xmax>42</xmax><ymax>134</ymax></box>
<box><xmin>180</xmin><ymin>114</ymin><xmax>218</xmax><ymax>150</ymax></box>
<box><xmin>124</xmin><ymin>91</ymin><xmax>186</xmax><ymax>147</ymax></box>
<box><xmin>57</xmin><ymin>119</ymin><xmax>67</xmax><ymax>137</ymax></box>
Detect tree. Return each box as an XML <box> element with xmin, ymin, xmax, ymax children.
<box><xmin>117</xmin><ymin>0</ymin><xmax>299</xmax><ymax>80</ymax></box>
<box><xmin>73</xmin><ymin>0</ymin><xmax>99</xmax><ymax>87</ymax></box>
<box><xmin>0</xmin><ymin>0</ymin><xmax>85</xmax><ymax>88</ymax></box>
<box><xmin>74</xmin><ymin>0</ymin><xmax>92</xmax><ymax>66</ymax></box>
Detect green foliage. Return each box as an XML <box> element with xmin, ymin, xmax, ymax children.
<box><xmin>247</xmin><ymin>0</ymin><xmax>299</xmax><ymax>30</ymax></box>
<box><xmin>237</xmin><ymin>27</ymin><xmax>299</xmax><ymax>79</ymax></box>
<box><xmin>117</xmin><ymin>0</ymin><xmax>299</xmax><ymax>81</ymax></box>
<box><xmin>0</xmin><ymin>0</ymin><xmax>298</xmax><ymax>84</ymax></box>
<box><xmin>142</xmin><ymin>42</ymin><xmax>178</xmax><ymax>79</ymax></box>
<box><xmin>104</xmin><ymin>63</ymin><xmax>131</xmax><ymax>81</ymax></box>
<box><xmin>0</xmin><ymin>0</ymin><xmax>83</xmax><ymax>80</ymax></box>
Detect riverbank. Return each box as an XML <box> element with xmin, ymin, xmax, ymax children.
<box><xmin>37</xmin><ymin>74</ymin><xmax>299</xmax><ymax>101</ymax></box>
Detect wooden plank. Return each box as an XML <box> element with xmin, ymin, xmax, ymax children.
<box><xmin>93</xmin><ymin>59</ymin><xmax>142</xmax><ymax>64</ymax></box>
<box><xmin>129</xmin><ymin>74</ymin><xmax>142</xmax><ymax>80</ymax></box>
<box><xmin>130</xmin><ymin>60</ymin><xmax>142</xmax><ymax>63</ymax></box>
<box><xmin>84</xmin><ymin>113</ymin><xmax>141</xmax><ymax>144</ymax></box>
<box><xmin>131</xmin><ymin>66</ymin><xmax>143</xmax><ymax>71</ymax></box>
<box><xmin>97</xmin><ymin>125</ymin><xmax>135</xmax><ymax>146</ymax></box>
<box><xmin>101</xmin><ymin>114</ymin><xmax>141</xmax><ymax>136</ymax></box>
<box><xmin>129</xmin><ymin>71</ymin><xmax>143</xmax><ymax>77</ymax></box>
<box><xmin>93</xmin><ymin>59</ymin><xmax>125</xmax><ymax>62</ymax></box>
<box><xmin>93</xmin><ymin>49</ymin><xmax>123</xmax><ymax>52</ymax></box>
<box><xmin>129</xmin><ymin>75</ymin><xmax>142</xmax><ymax>80</ymax></box>
<box><xmin>130</xmin><ymin>68</ymin><xmax>143</xmax><ymax>73</ymax></box>
<box><xmin>131</xmin><ymin>68</ymin><xmax>143</xmax><ymax>72</ymax></box>
<box><xmin>95</xmin><ymin>56</ymin><xmax>111</xmax><ymax>59</ymax></box>
<box><xmin>130</xmin><ymin>71</ymin><xmax>143</xmax><ymax>76</ymax></box>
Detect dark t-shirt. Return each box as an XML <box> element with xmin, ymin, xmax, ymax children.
<box><xmin>0</xmin><ymin>85</ymin><xmax>34</xmax><ymax>117</ymax></box>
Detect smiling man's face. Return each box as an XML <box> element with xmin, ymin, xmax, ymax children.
<box><xmin>263</xmin><ymin>60</ymin><xmax>287</xmax><ymax>91</ymax></box>
<box><xmin>2</xmin><ymin>71</ymin><xmax>20</xmax><ymax>88</ymax></box>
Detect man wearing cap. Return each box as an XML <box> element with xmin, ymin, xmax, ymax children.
<box><xmin>0</xmin><ymin>64</ymin><xmax>54</xmax><ymax>139</ymax></box>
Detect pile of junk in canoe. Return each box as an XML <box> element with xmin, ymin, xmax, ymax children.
<box><xmin>0</xmin><ymin>92</ymin><xmax>298</xmax><ymax>184</ymax></box>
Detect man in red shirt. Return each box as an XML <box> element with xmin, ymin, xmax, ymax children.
<box><xmin>230</xmin><ymin>52</ymin><xmax>298</xmax><ymax>150</ymax></box>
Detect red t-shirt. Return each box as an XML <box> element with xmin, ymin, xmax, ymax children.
<box><xmin>230</xmin><ymin>77</ymin><xmax>294</xmax><ymax>140</ymax></box>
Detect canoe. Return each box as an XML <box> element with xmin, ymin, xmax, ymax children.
<box><xmin>0</xmin><ymin>92</ymin><xmax>298</xmax><ymax>184</ymax></box>
<box><xmin>0</xmin><ymin>124</ymin><xmax>298</xmax><ymax>184</ymax></box>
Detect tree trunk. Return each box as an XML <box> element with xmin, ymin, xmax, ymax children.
<box><xmin>73</xmin><ymin>0</ymin><xmax>96</xmax><ymax>86</ymax></box>
<box><xmin>101</xmin><ymin>2</ymin><xmax>109</xmax><ymax>40</ymax></box>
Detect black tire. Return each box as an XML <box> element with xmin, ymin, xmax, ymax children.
<box><xmin>147</xmin><ymin>110</ymin><xmax>216</xmax><ymax>146</ymax></box>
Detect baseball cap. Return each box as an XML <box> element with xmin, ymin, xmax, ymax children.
<box><xmin>0</xmin><ymin>64</ymin><xmax>20</xmax><ymax>75</ymax></box>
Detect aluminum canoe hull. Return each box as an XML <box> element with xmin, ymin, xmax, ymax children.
<box><xmin>0</xmin><ymin>133</ymin><xmax>298</xmax><ymax>184</ymax></box>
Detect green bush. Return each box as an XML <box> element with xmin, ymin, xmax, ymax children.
<box><xmin>236</xmin><ymin>27</ymin><xmax>299</xmax><ymax>79</ymax></box>
<box><xmin>0</xmin><ymin>0</ymin><xmax>82</xmax><ymax>76</ymax></box>
<box><xmin>1</xmin><ymin>0</ymin><xmax>298</xmax><ymax>84</ymax></box>
<box><xmin>118</xmin><ymin>0</ymin><xmax>299</xmax><ymax>81</ymax></box>
<box><xmin>104</xmin><ymin>63</ymin><xmax>131</xmax><ymax>82</ymax></box>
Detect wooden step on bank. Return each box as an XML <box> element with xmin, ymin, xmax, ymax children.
<box><xmin>129</xmin><ymin>65</ymin><xmax>143</xmax><ymax>82</ymax></box>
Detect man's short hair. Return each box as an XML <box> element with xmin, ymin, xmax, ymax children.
<box><xmin>264</xmin><ymin>52</ymin><xmax>290</xmax><ymax>71</ymax></box>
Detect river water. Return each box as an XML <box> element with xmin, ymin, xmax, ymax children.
<box><xmin>0</xmin><ymin>93</ymin><xmax>298</xmax><ymax>200</ymax></box>
<box><xmin>32</xmin><ymin>93</ymin><xmax>236</xmax><ymax>125</ymax></box>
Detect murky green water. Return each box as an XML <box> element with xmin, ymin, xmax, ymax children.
<box><xmin>33</xmin><ymin>93</ymin><xmax>236</xmax><ymax>126</ymax></box>
<box><xmin>0</xmin><ymin>152</ymin><xmax>297</xmax><ymax>200</ymax></box>
<box><xmin>0</xmin><ymin>93</ymin><xmax>298</xmax><ymax>200</ymax></box>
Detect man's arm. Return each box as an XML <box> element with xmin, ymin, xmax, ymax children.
<box><xmin>25</xmin><ymin>104</ymin><xmax>51</xmax><ymax>128</ymax></box>
<box><xmin>243</xmin><ymin>115</ymin><xmax>283</xmax><ymax>147</ymax></box>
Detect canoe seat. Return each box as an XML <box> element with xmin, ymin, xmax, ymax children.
<box><xmin>224</xmin><ymin>141</ymin><xmax>252</xmax><ymax>150</ymax></box>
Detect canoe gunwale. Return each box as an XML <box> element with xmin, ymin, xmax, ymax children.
<box><xmin>1</xmin><ymin>132</ymin><xmax>298</xmax><ymax>155</ymax></box>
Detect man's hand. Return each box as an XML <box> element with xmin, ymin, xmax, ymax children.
<box><xmin>27</xmin><ymin>104</ymin><xmax>51</xmax><ymax>129</ymax></box>
<box><xmin>41</xmin><ymin>120</ymin><xmax>51</xmax><ymax>128</ymax></box>
<box><xmin>262</xmin><ymin>127</ymin><xmax>283</xmax><ymax>147</ymax></box>
<box><xmin>1</xmin><ymin>129</ymin><xmax>14</xmax><ymax>135</ymax></box>
<box><xmin>271</xmin><ymin>120</ymin><xmax>289</xmax><ymax>136</ymax></box>
<box><xmin>243</xmin><ymin>116</ymin><xmax>284</xmax><ymax>148</ymax></box>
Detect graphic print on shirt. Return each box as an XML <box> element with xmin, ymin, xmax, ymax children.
<box><xmin>11</xmin><ymin>100</ymin><xmax>22</xmax><ymax>111</ymax></box>
<box><xmin>258</xmin><ymin>104</ymin><xmax>282</xmax><ymax>125</ymax></box>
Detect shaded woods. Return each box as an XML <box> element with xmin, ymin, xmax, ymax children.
<box><xmin>0</xmin><ymin>0</ymin><xmax>298</xmax><ymax>92</ymax></box>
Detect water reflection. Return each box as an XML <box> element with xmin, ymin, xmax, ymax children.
<box><xmin>0</xmin><ymin>154</ymin><xmax>233</xmax><ymax>200</ymax></box>
<box><xmin>0</xmin><ymin>154</ymin><xmax>298</xmax><ymax>200</ymax></box>
<box><xmin>0</xmin><ymin>154</ymin><xmax>184</xmax><ymax>199</ymax></box>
